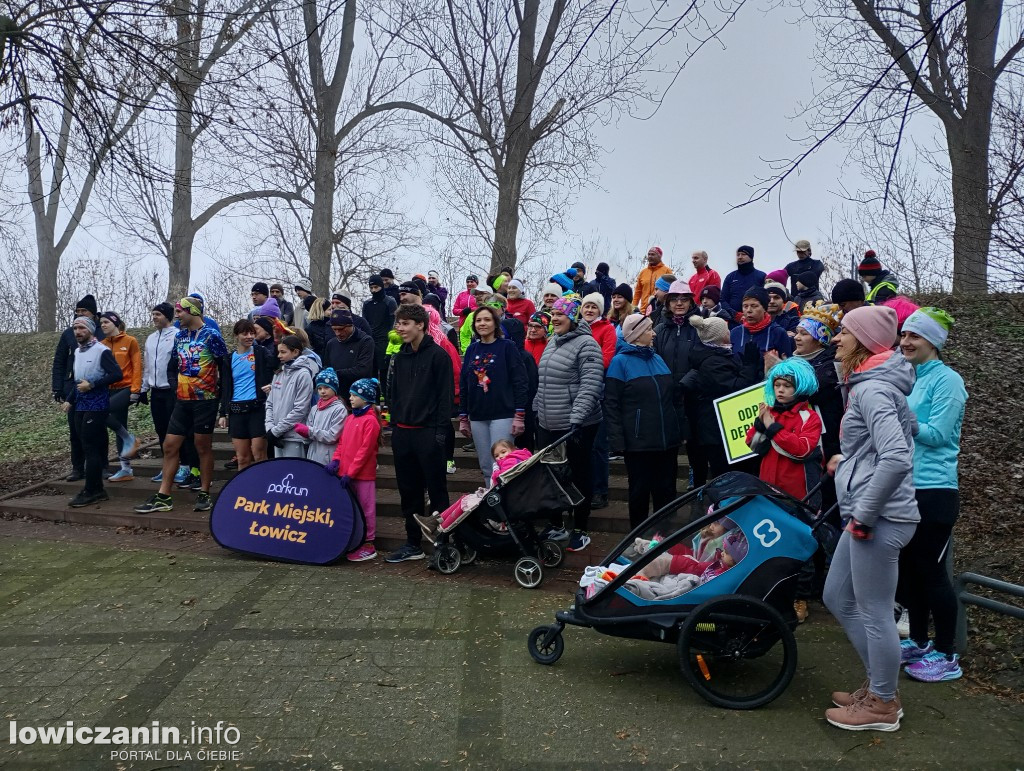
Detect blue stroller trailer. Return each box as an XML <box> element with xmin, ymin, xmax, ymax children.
<box><xmin>429</xmin><ymin>432</ymin><xmax>583</xmax><ymax>588</ymax></box>
<box><xmin>527</xmin><ymin>472</ymin><xmax>833</xmax><ymax>709</ymax></box>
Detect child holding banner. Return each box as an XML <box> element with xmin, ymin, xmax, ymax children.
<box><xmin>745</xmin><ymin>358</ymin><xmax>823</xmax><ymax>504</ymax></box>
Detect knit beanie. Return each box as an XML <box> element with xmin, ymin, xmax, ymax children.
<box><xmin>648</xmin><ymin>246</ymin><xmax>663</xmax><ymax>258</ymax></box>
<box><xmin>314</xmin><ymin>367</ymin><xmax>340</xmax><ymax>395</ymax></box>
<box><xmin>797</xmin><ymin>302</ymin><xmax>843</xmax><ymax>346</ymax></box>
<box><xmin>737</xmin><ymin>245</ymin><xmax>755</xmax><ymax>259</ymax></box>
<box><xmin>700</xmin><ymin>285</ymin><xmax>721</xmax><ymax>303</ymax></box>
<box><xmin>293</xmin><ymin>280</ymin><xmax>311</xmax><ymax>293</ymax></box>
<box><xmin>76</xmin><ymin>294</ymin><xmax>98</xmax><ymax>315</ymax></box>
<box><xmin>581</xmin><ymin>292</ymin><xmax>605</xmax><ymax>313</ymax></box>
<box><xmin>764</xmin><ymin>358</ymin><xmax>819</xmax><ymax>406</ymax></box>
<box><xmin>254</xmin><ymin>317</ymin><xmax>274</xmax><ymax>336</ymax></box>
<box><xmin>654</xmin><ymin>276</ymin><xmax>673</xmax><ymax>293</ymax></box>
<box><xmin>423</xmin><ymin>293</ymin><xmax>442</xmax><ymax>312</ymax></box>
<box><xmin>689</xmin><ymin>315</ymin><xmax>730</xmax><ymax>345</ymax></box>
<box><xmin>72</xmin><ymin>316</ymin><xmax>96</xmax><ymax>334</ymax></box>
<box><xmin>100</xmin><ymin>311</ymin><xmax>123</xmax><ymax>329</ymax></box>
<box><xmin>303</xmin><ymin>295</ymin><xmax>317</xmax><ymax>311</ymax></box>
<box><xmin>666</xmin><ymin>279</ymin><xmax>693</xmax><ymax>297</ymax></box>
<box><xmin>612</xmin><ymin>283</ymin><xmax>633</xmax><ymax>300</ymax></box>
<box><xmin>251</xmin><ymin>282</ymin><xmax>270</xmax><ymax>296</ymax></box>
<box><xmin>397</xmin><ymin>283</ymin><xmax>421</xmax><ymax>296</ymax></box>
<box><xmin>743</xmin><ymin>286</ymin><xmax>770</xmax><ymax>310</ymax></box>
<box><xmin>723</xmin><ymin>531</ymin><xmax>748</xmax><ymax>563</ymax></box>
<box><xmin>549</xmin><ymin>272</ymin><xmax>575</xmax><ymax>291</ymax></box>
<box><xmin>329</xmin><ymin>309</ymin><xmax>354</xmax><ymax>326</ymax></box>
<box><xmin>253</xmin><ymin>297</ymin><xmax>281</xmax><ymax>318</ymax></box>
<box><xmin>596</xmin><ymin>262</ymin><xmax>610</xmax><ymax>275</ymax></box>
<box><xmin>858</xmin><ymin>250</ymin><xmax>883</xmax><ymax>277</ymax></box>
<box><xmin>841</xmin><ymin>305</ymin><xmax>898</xmax><ymax>354</ymax></box>
<box><xmin>153</xmin><ymin>302</ymin><xmax>174</xmax><ymax>322</ymax></box>
<box><xmin>902</xmin><ymin>307</ymin><xmax>954</xmax><ymax>351</ymax></box>
<box><xmin>621</xmin><ymin>314</ymin><xmax>653</xmax><ymax>344</ymax></box>
<box><xmin>349</xmin><ymin>377</ymin><xmax>380</xmax><ymax>404</ymax></box>
<box><xmin>543</xmin><ymin>282</ymin><xmax>563</xmax><ymax>298</ymax></box>
<box><xmin>831</xmin><ymin>278</ymin><xmax>865</xmax><ymax>304</ymax></box>
<box><xmin>379</xmin><ymin>268</ymin><xmax>395</xmax><ymax>279</ymax></box>
<box><xmin>764</xmin><ymin>281</ymin><xmax>788</xmax><ymax>301</ymax></box>
<box><xmin>368</xmin><ymin>274</ymin><xmax>384</xmax><ymax>288</ymax></box>
<box><xmin>765</xmin><ymin>269</ymin><xmax>789</xmax><ymax>285</ymax></box>
<box><xmin>552</xmin><ymin>293</ymin><xmax>582</xmax><ymax>324</ymax></box>
<box><xmin>529</xmin><ymin>310</ymin><xmax>552</xmax><ymax>330</ymax></box>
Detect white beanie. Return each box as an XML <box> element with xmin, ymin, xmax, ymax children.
<box><xmin>542</xmin><ymin>282</ymin><xmax>562</xmax><ymax>298</ymax></box>
<box><xmin>581</xmin><ymin>292</ymin><xmax>605</xmax><ymax>313</ymax></box>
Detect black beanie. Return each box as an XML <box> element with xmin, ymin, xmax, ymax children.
<box><xmin>254</xmin><ymin>317</ymin><xmax>274</xmax><ymax>335</ymax></box>
<box><xmin>737</xmin><ymin>245</ymin><xmax>755</xmax><ymax>260</ymax></box>
<box><xmin>252</xmin><ymin>282</ymin><xmax>269</xmax><ymax>296</ymax></box>
<box><xmin>596</xmin><ymin>262</ymin><xmax>610</xmax><ymax>275</ymax></box>
<box><xmin>368</xmin><ymin>274</ymin><xmax>384</xmax><ymax>288</ymax></box>
<box><xmin>152</xmin><ymin>302</ymin><xmax>174</xmax><ymax>321</ymax></box>
<box><xmin>831</xmin><ymin>278</ymin><xmax>866</xmax><ymax>304</ymax></box>
<box><xmin>379</xmin><ymin>268</ymin><xmax>395</xmax><ymax>279</ymax></box>
<box><xmin>423</xmin><ymin>293</ymin><xmax>441</xmax><ymax>311</ymax></box>
<box><xmin>76</xmin><ymin>294</ymin><xmax>98</xmax><ymax>316</ymax></box>
<box><xmin>743</xmin><ymin>286</ymin><xmax>770</xmax><ymax>310</ymax></box>
<box><xmin>611</xmin><ymin>283</ymin><xmax>633</xmax><ymax>300</ymax></box>
<box><xmin>302</xmin><ymin>295</ymin><xmax>317</xmax><ymax>311</ymax></box>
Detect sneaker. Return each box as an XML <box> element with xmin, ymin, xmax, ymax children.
<box><xmin>896</xmin><ymin>607</ymin><xmax>910</xmax><ymax>637</ymax></box>
<box><xmin>385</xmin><ymin>544</ymin><xmax>425</xmax><ymax>563</ymax></box>
<box><xmin>794</xmin><ymin>599</ymin><xmax>809</xmax><ymax>623</ymax></box>
<box><xmin>68</xmin><ymin>490</ymin><xmax>109</xmax><ymax>508</ymax></box>
<box><xmin>108</xmin><ymin>468</ymin><xmax>134</xmax><ymax>483</ymax></box>
<box><xmin>347</xmin><ymin>544</ymin><xmax>378</xmax><ymax>562</ymax></box>
<box><xmin>193</xmin><ymin>491</ymin><xmax>212</xmax><ymax>512</ymax></box>
<box><xmin>608</xmin><ymin>454</ymin><xmax>623</xmax><ymax>462</ymax></box>
<box><xmin>103</xmin><ymin>469</ymin><xmax>114</xmax><ymax>479</ymax></box>
<box><xmin>540</xmin><ymin>525</ymin><xmax>570</xmax><ymax>543</ymax></box>
<box><xmin>567</xmin><ymin>530</ymin><xmax>591</xmax><ymax>552</ymax></box>
<box><xmin>177</xmin><ymin>471</ymin><xmax>198</xmax><ymax>489</ymax></box>
<box><xmin>825</xmin><ymin>691</ymin><xmax>900</xmax><ymax>731</ymax></box>
<box><xmin>65</xmin><ymin>470</ymin><xmax>84</xmax><ymax>482</ymax></box>
<box><xmin>150</xmin><ymin>470</ymin><xmax>163</xmax><ymax>483</ymax></box>
<box><xmin>591</xmin><ymin>493</ymin><xmax>609</xmax><ymax>510</ymax></box>
<box><xmin>900</xmin><ymin>638</ymin><xmax>934</xmax><ymax>665</ymax></box>
<box><xmin>173</xmin><ymin>465</ymin><xmax>190</xmax><ymax>484</ymax></box>
<box><xmin>905</xmin><ymin>651</ymin><xmax>962</xmax><ymax>682</ymax></box>
<box><xmin>462</xmin><ymin>442</ymin><xmax>475</xmax><ymax>453</ymax></box>
<box><xmin>832</xmin><ymin>680</ymin><xmax>904</xmax><ymax>718</ymax></box>
<box><xmin>225</xmin><ymin>457</ymin><xmax>239</xmax><ymax>470</ymax></box>
<box><xmin>120</xmin><ymin>434</ymin><xmax>138</xmax><ymax>459</ymax></box>
<box><xmin>188</xmin><ymin>474</ymin><xmax>203</xmax><ymax>491</ymax></box>
<box><xmin>413</xmin><ymin>513</ymin><xmax>440</xmax><ymax>540</ymax></box>
<box><xmin>134</xmin><ymin>493</ymin><xmax>173</xmax><ymax>513</ymax></box>
<box><xmin>446</xmin><ymin>460</ymin><xmax>457</xmax><ymax>475</ymax></box>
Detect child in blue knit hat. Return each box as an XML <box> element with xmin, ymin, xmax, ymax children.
<box><xmin>295</xmin><ymin>367</ymin><xmax>348</xmax><ymax>465</ymax></box>
<box><xmin>745</xmin><ymin>358</ymin><xmax>824</xmax><ymax>504</ymax></box>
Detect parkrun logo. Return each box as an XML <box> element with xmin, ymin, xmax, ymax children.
<box><xmin>266</xmin><ymin>473</ymin><xmax>308</xmax><ymax>497</ymax></box>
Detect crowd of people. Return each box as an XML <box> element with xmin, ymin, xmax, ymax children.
<box><xmin>51</xmin><ymin>242</ymin><xmax>968</xmax><ymax>732</ymax></box>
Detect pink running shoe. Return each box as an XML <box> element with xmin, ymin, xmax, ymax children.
<box><xmin>347</xmin><ymin>544</ymin><xmax>377</xmax><ymax>562</ymax></box>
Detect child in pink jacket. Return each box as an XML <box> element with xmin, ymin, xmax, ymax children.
<box><xmin>327</xmin><ymin>378</ymin><xmax>382</xmax><ymax>562</ymax></box>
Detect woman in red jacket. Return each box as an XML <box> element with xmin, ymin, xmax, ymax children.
<box><xmin>505</xmin><ymin>279</ymin><xmax>536</xmax><ymax>326</ymax></box>
<box><xmin>524</xmin><ymin>311</ymin><xmax>550</xmax><ymax>367</ymax></box>
<box><xmin>580</xmin><ymin>293</ymin><xmax>616</xmax><ymax>368</ymax></box>
<box><xmin>328</xmin><ymin>377</ymin><xmax>382</xmax><ymax>562</ymax></box>
<box><xmin>745</xmin><ymin>358</ymin><xmax>823</xmax><ymax>503</ymax></box>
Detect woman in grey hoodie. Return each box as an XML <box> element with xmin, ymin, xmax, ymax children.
<box><xmin>264</xmin><ymin>335</ymin><xmax>318</xmax><ymax>458</ymax></box>
<box><xmin>823</xmin><ymin>305</ymin><xmax>919</xmax><ymax>733</ymax></box>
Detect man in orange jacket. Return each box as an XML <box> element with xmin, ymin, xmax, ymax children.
<box><xmin>633</xmin><ymin>246</ymin><xmax>672</xmax><ymax>312</ymax></box>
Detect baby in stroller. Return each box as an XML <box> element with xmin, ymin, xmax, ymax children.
<box><xmin>415</xmin><ymin>439</ymin><xmax>532</xmax><ymax>540</ymax></box>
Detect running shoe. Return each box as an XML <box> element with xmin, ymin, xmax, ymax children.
<box><xmin>173</xmin><ymin>465</ymin><xmax>190</xmax><ymax>484</ymax></box>
<box><xmin>900</xmin><ymin>638</ymin><xmax>934</xmax><ymax>665</ymax></box>
<box><xmin>68</xmin><ymin>490</ymin><xmax>109</xmax><ymax>508</ymax></box>
<box><xmin>446</xmin><ymin>460</ymin><xmax>457</xmax><ymax>475</ymax></box>
<box><xmin>150</xmin><ymin>470</ymin><xmax>163</xmax><ymax>483</ymax></box>
<box><xmin>193</xmin><ymin>491</ymin><xmax>212</xmax><ymax>512</ymax></box>
<box><xmin>108</xmin><ymin>468</ymin><xmax>134</xmax><ymax>482</ymax></box>
<box><xmin>905</xmin><ymin>651</ymin><xmax>962</xmax><ymax>682</ymax></box>
<box><xmin>385</xmin><ymin>544</ymin><xmax>425</xmax><ymax>563</ymax></box>
<box><xmin>567</xmin><ymin>530</ymin><xmax>591</xmax><ymax>552</ymax></box>
<box><xmin>540</xmin><ymin>525</ymin><xmax>570</xmax><ymax>543</ymax></box>
<box><xmin>134</xmin><ymin>493</ymin><xmax>173</xmax><ymax>513</ymax></box>
<box><xmin>347</xmin><ymin>544</ymin><xmax>378</xmax><ymax>562</ymax></box>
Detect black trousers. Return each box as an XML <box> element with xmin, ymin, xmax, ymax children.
<box><xmin>391</xmin><ymin>426</ymin><xmax>450</xmax><ymax>547</ymax></box>
<box><xmin>897</xmin><ymin>488</ymin><xmax>960</xmax><ymax>654</ymax></box>
<box><xmin>149</xmin><ymin>388</ymin><xmax>175</xmax><ymax>448</ymax></box>
<box><xmin>537</xmin><ymin>423</ymin><xmax>598</xmax><ymax>533</ymax></box>
<box><xmin>66</xmin><ymin>400</ymin><xmax>86</xmax><ymax>474</ymax></box>
<box><xmin>106</xmin><ymin>387</ymin><xmax>131</xmax><ymax>455</ymax></box>
<box><xmin>623</xmin><ymin>448</ymin><xmax>679</xmax><ymax>530</ymax></box>
<box><xmin>74</xmin><ymin>410</ymin><xmax>108</xmax><ymax>494</ymax></box>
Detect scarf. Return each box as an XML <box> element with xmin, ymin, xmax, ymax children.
<box><xmin>317</xmin><ymin>395</ymin><xmax>338</xmax><ymax>410</ymax></box>
<box><xmin>736</xmin><ymin>261</ymin><xmax>756</xmax><ymax>275</ymax></box>
<box><xmin>742</xmin><ymin>314</ymin><xmax>773</xmax><ymax>334</ymax></box>
<box><xmin>77</xmin><ymin>337</ymin><xmax>97</xmax><ymax>352</ymax></box>
<box><xmin>352</xmin><ymin>404</ymin><xmax>373</xmax><ymax>417</ymax></box>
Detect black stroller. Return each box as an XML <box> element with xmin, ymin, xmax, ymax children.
<box><xmin>527</xmin><ymin>472</ymin><xmax>836</xmax><ymax>708</ymax></box>
<box><xmin>428</xmin><ymin>432</ymin><xmax>583</xmax><ymax>588</ymax></box>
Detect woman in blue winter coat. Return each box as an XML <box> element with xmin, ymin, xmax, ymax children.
<box><xmin>823</xmin><ymin>305</ymin><xmax>919</xmax><ymax>733</ymax></box>
<box><xmin>895</xmin><ymin>308</ymin><xmax>968</xmax><ymax>684</ymax></box>
<box><xmin>605</xmin><ymin>314</ymin><xmax>681</xmax><ymax>529</ymax></box>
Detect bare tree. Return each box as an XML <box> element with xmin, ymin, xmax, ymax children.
<box><xmin>381</xmin><ymin>0</ymin><xmax>744</xmax><ymax>276</ymax></box>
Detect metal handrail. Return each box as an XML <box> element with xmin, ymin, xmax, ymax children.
<box><xmin>955</xmin><ymin>571</ymin><xmax>1024</xmax><ymax>653</ymax></box>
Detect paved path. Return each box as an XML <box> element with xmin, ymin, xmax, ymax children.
<box><xmin>0</xmin><ymin>524</ymin><xmax>1021</xmax><ymax>768</ymax></box>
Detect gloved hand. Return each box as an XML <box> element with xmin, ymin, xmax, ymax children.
<box><xmin>139</xmin><ymin>391</ymin><xmax>149</xmax><ymax>406</ymax></box>
<box><xmin>294</xmin><ymin>422</ymin><xmax>309</xmax><ymax>438</ymax></box>
<box><xmin>325</xmin><ymin>459</ymin><xmax>340</xmax><ymax>476</ymax></box>
<box><xmin>129</xmin><ymin>392</ymin><xmax>141</xmax><ymax>406</ymax></box>
<box><xmin>264</xmin><ymin>430</ymin><xmax>282</xmax><ymax>448</ymax></box>
<box><xmin>338</xmin><ymin>475</ymin><xmax>351</xmax><ymax>490</ymax></box>
<box><xmin>511</xmin><ymin>412</ymin><xmax>525</xmax><ymax>436</ymax></box>
<box><xmin>459</xmin><ymin>416</ymin><xmax>472</xmax><ymax>438</ymax></box>
<box><xmin>52</xmin><ymin>390</ymin><xmax>63</xmax><ymax>404</ymax></box>
<box><xmin>569</xmin><ymin>423</ymin><xmax>583</xmax><ymax>444</ymax></box>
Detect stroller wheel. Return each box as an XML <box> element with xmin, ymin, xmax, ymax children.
<box><xmin>527</xmin><ymin>625</ymin><xmax>564</xmax><ymax>665</ymax></box>
<box><xmin>677</xmin><ymin>594</ymin><xmax>797</xmax><ymax>710</ymax></box>
<box><xmin>434</xmin><ymin>544</ymin><xmax>462</xmax><ymax>575</ymax></box>
<box><xmin>513</xmin><ymin>557</ymin><xmax>543</xmax><ymax>589</ymax></box>
<box><xmin>460</xmin><ymin>546</ymin><xmax>478</xmax><ymax>565</ymax></box>
<box><xmin>538</xmin><ymin>539</ymin><xmax>564</xmax><ymax>568</ymax></box>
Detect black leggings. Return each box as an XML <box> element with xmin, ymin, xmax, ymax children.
<box><xmin>623</xmin><ymin>448</ymin><xmax>678</xmax><ymax>530</ymax></box>
<box><xmin>537</xmin><ymin>424</ymin><xmax>598</xmax><ymax>532</ymax></box>
<box><xmin>896</xmin><ymin>488</ymin><xmax>960</xmax><ymax>654</ymax></box>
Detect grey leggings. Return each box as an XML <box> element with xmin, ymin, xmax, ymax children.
<box><xmin>823</xmin><ymin>519</ymin><xmax>917</xmax><ymax>701</ymax></box>
<box><xmin>469</xmin><ymin>418</ymin><xmax>514</xmax><ymax>482</ymax></box>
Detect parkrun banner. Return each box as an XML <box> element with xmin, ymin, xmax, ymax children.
<box><xmin>210</xmin><ymin>458</ymin><xmax>365</xmax><ymax>564</ymax></box>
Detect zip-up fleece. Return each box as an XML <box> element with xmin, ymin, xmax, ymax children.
<box><xmin>142</xmin><ymin>326</ymin><xmax>177</xmax><ymax>392</ymax></box>
<box><xmin>908</xmin><ymin>359</ymin><xmax>967</xmax><ymax>490</ymax></box>
<box><xmin>604</xmin><ymin>343</ymin><xmax>680</xmax><ymax>454</ymax></box>
<box><xmin>533</xmin><ymin>320</ymin><xmax>604</xmax><ymax>431</ymax></box>
<box><xmin>265</xmin><ymin>356</ymin><xmax>318</xmax><ymax>442</ymax></box>
<box><xmin>304</xmin><ymin>397</ymin><xmax>348</xmax><ymax>464</ymax></box>
<box><xmin>332</xmin><ymin>408</ymin><xmax>381</xmax><ymax>480</ymax></box>
<box><xmin>834</xmin><ymin>350</ymin><xmax>920</xmax><ymax>527</ymax></box>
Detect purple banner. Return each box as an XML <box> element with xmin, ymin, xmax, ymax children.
<box><xmin>210</xmin><ymin>458</ymin><xmax>364</xmax><ymax>565</ymax></box>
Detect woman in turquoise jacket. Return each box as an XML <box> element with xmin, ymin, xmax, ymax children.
<box><xmin>896</xmin><ymin>308</ymin><xmax>968</xmax><ymax>684</ymax></box>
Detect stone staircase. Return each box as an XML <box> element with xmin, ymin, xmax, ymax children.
<box><xmin>0</xmin><ymin>426</ymin><xmax>689</xmax><ymax>574</ymax></box>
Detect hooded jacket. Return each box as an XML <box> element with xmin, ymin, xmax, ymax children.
<box><xmin>142</xmin><ymin>326</ymin><xmax>177</xmax><ymax>393</ymax></box>
<box><xmin>681</xmin><ymin>345</ymin><xmax>760</xmax><ymax>447</ymax></box>
<box><xmin>387</xmin><ymin>334</ymin><xmax>454</xmax><ymax>430</ymax></box>
<box><xmin>331</xmin><ymin>407</ymin><xmax>382</xmax><ymax>480</ymax></box>
<box><xmin>361</xmin><ymin>291</ymin><xmax>398</xmax><ymax>346</ymax></box>
<box><xmin>581</xmin><ymin>271</ymin><xmax>616</xmax><ymax>310</ymax></box>
<box><xmin>720</xmin><ymin>263</ymin><xmax>766</xmax><ymax>321</ymax></box>
<box><xmin>746</xmin><ymin>401</ymin><xmax>823</xmax><ymax>501</ymax></box>
<box><xmin>265</xmin><ymin>355</ymin><xmax>318</xmax><ymax>442</ymax></box>
<box><xmin>908</xmin><ymin>359</ymin><xmax>967</xmax><ymax>490</ymax></box>
<box><xmin>604</xmin><ymin>343</ymin><xmax>680</xmax><ymax>454</ymax></box>
<box><xmin>534</xmin><ymin>319</ymin><xmax>604</xmax><ymax>431</ymax></box>
<box><xmin>864</xmin><ymin>270</ymin><xmax>900</xmax><ymax>303</ymax></box>
<box><xmin>834</xmin><ymin>350</ymin><xmax>920</xmax><ymax>527</ymax></box>
<box><xmin>304</xmin><ymin>397</ymin><xmax>348</xmax><ymax>464</ymax></box>
<box><xmin>326</xmin><ymin>326</ymin><xmax>375</xmax><ymax>397</ymax></box>
<box><xmin>633</xmin><ymin>262</ymin><xmax>672</xmax><ymax>312</ymax></box>
<box><xmin>101</xmin><ymin>331</ymin><xmax>143</xmax><ymax>393</ymax></box>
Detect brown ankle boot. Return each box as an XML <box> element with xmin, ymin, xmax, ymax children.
<box><xmin>826</xmin><ymin>691</ymin><xmax>901</xmax><ymax>731</ymax></box>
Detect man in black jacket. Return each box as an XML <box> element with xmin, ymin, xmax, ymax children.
<box><xmin>325</xmin><ymin>309</ymin><xmax>374</xmax><ymax>403</ymax></box>
<box><xmin>362</xmin><ymin>274</ymin><xmax>397</xmax><ymax>386</ymax></box>
<box><xmin>379</xmin><ymin>268</ymin><xmax>402</xmax><ymax>304</ymax></box>
<box><xmin>385</xmin><ymin>304</ymin><xmax>453</xmax><ymax>563</ymax></box>
<box><xmin>51</xmin><ymin>294</ymin><xmax>104</xmax><ymax>481</ymax></box>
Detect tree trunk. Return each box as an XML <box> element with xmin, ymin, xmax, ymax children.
<box><xmin>167</xmin><ymin>0</ymin><xmax>197</xmax><ymax>302</ymax></box>
<box><xmin>490</xmin><ymin>166</ymin><xmax>522</xmax><ymax>277</ymax></box>
<box><xmin>308</xmin><ymin>132</ymin><xmax>337</xmax><ymax>297</ymax></box>
<box><xmin>35</xmin><ymin>239</ymin><xmax>59</xmax><ymax>332</ymax></box>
